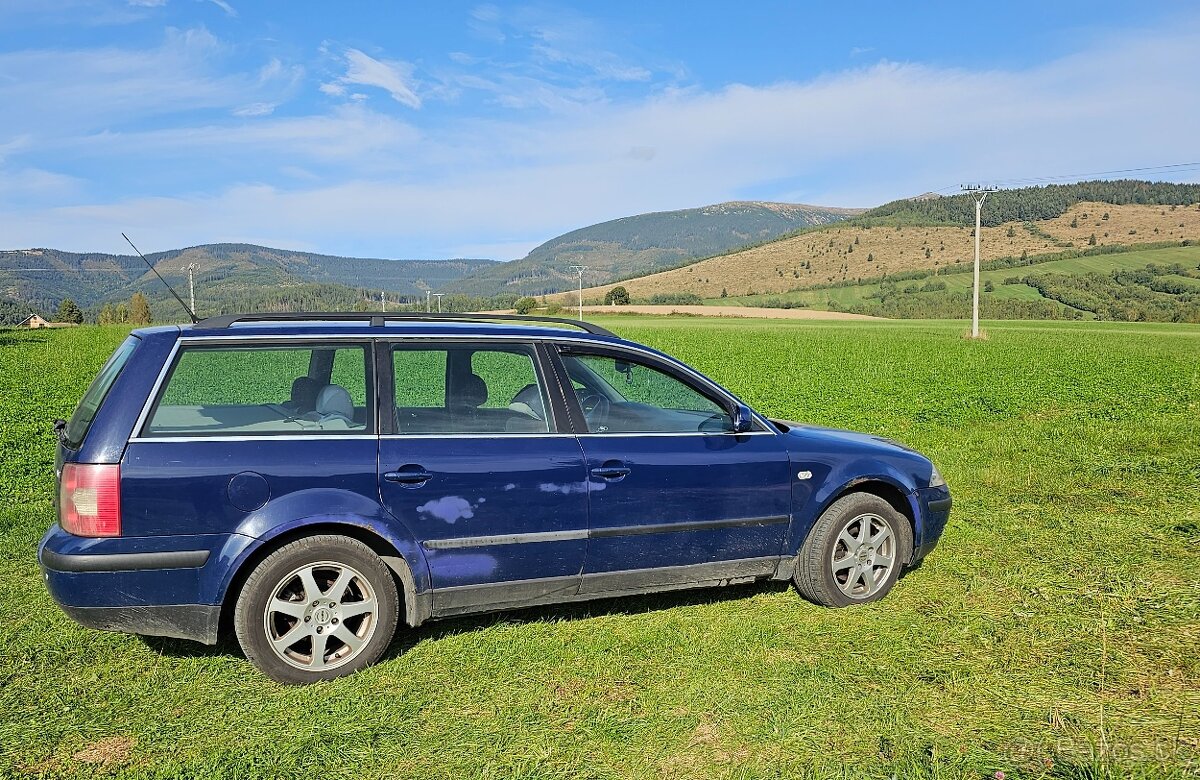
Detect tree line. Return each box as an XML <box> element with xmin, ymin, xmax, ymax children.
<box><xmin>865</xmin><ymin>180</ymin><xmax>1200</xmax><ymax>228</ymax></box>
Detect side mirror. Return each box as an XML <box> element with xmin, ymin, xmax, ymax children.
<box><xmin>732</xmin><ymin>404</ymin><xmax>754</xmax><ymax>433</ymax></box>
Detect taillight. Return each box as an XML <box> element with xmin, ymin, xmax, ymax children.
<box><xmin>60</xmin><ymin>463</ymin><xmax>121</xmax><ymax>537</ymax></box>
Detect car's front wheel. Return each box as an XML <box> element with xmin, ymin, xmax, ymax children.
<box><xmin>794</xmin><ymin>492</ymin><xmax>912</xmax><ymax>607</ymax></box>
<box><xmin>234</xmin><ymin>535</ymin><xmax>399</xmax><ymax>684</ymax></box>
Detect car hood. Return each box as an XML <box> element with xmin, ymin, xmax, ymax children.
<box><xmin>769</xmin><ymin>418</ymin><xmax>922</xmax><ymax>457</ymax></box>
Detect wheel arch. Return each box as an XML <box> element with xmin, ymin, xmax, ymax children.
<box><xmin>216</xmin><ymin>520</ymin><xmax>431</xmax><ymax>640</ymax></box>
<box><xmin>793</xmin><ymin>471</ymin><xmax>921</xmax><ymax>564</ymax></box>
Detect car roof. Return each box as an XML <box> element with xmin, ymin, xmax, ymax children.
<box><xmin>134</xmin><ymin>312</ymin><xmax>624</xmax><ymax>344</ymax></box>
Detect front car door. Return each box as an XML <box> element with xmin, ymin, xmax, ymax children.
<box><xmin>376</xmin><ymin>340</ymin><xmax>589</xmax><ymax>616</ymax></box>
<box><xmin>549</xmin><ymin>344</ymin><xmax>793</xmax><ymax>595</ymax></box>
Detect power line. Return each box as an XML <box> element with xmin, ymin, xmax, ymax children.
<box><xmin>931</xmin><ymin>161</ymin><xmax>1200</xmax><ymax>196</ymax></box>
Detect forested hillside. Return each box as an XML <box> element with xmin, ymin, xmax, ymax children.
<box><xmin>866</xmin><ymin>179</ymin><xmax>1200</xmax><ymax>226</ymax></box>
<box><xmin>0</xmin><ymin>244</ymin><xmax>495</xmax><ymax>322</ymax></box>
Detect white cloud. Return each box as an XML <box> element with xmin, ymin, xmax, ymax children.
<box><xmin>232</xmin><ymin>102</ymin><xmax>275</xmax><ymax>117</ymax></box>
<box><xmin>0</xmin><ymin>26</ymin><xmax>296</xmax><ymax>137</ymax></box>
<box><xmin>323</xmin><ymin>48</ymin><xmax>421</xmax><ymax>109</ymax></box>
<box><xmin>2</xmin><ymin>16</ymin><xmax>1199</xmax><ymax>258</ymax></box>
<box><xmin>203</xmin><ymin>0</ymin><xmax>236</xmax><ymax>17</ymax></box>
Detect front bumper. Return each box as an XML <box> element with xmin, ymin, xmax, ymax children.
<box><xmin>913</xmin><ymin>485</ymin><xmax>952</xmax><ymax>562</ymax></box>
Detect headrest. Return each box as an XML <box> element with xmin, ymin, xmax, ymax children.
<box><xmin>290</xmin><ymin>376</ymin><xmax>320</xmax><ymax>411</ymax></box>
<box><xmin>316</xmin><ymin>384</ymin><xmax>353</xmax><ymax>419</ymax></box>
<box><xmin>456</xmin><ymin>374</ymin><xmax>488</xmax><ymax>408</ymax></box>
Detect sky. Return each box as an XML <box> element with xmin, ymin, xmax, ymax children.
<box><xmin>2</xmin><ymin>1</ymin><xmax>1200</xmax><ymax>260</ymax></box>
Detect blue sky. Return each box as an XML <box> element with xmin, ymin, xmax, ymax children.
<box><xmin>2</xmin><ymin>1</ymin><xmax>1199</xmax><ymax>260</ymax></box>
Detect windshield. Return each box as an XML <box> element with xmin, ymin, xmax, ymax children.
<box><xmin>64</xmin><ymin>335</ymin><xmax>140</xmax><ymax>450</ymax></box>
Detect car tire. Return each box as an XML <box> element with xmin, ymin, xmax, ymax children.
<box><xmin>234</xmin><ymin>535</ymin><xmax>400</xmax><ymax>684</ymax></box>
<box><xmin>794</xmin><ymin>492</ymin><xmax>913</xmax><ymax>608</ymax></box>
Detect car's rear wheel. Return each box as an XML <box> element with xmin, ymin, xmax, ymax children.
<box><xmin>794</xmin><ymin>492</ymin><xmax>912</xmax><ymax>607</ymax></box>
<box><xmin>234</xmin><ymin>535</ymin><xmax>399</xmax><ymax>684</ymax></box>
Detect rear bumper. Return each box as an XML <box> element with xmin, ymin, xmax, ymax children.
<box><xmin>38</xmin><ymin>524</ymin><xmax>252</xmax><ymax>645</ymax></box>
<box><xmin>59</xmin><ymin>603</ymin><xmax>220</xmax><ymax>644</ymax></box>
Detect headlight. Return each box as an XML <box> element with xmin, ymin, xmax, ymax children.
<box><xmin>929</xmin><ymin>464</ymin><xmax>946</xmax><ymax>488</ymax></box>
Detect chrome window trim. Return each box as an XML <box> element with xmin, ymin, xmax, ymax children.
<box><xmin>128</xmin><ymin>431</ymin><xmax>772</xmax><ymax>443</ymax></box>
<box><xmin>133</xmin><ymin>338</ymin><xmax>378</xmax><ymax>440</ymax></box>
<box><xmin>141</xmin><ymin>332</ymin><xmax>777</xmax><ymax>437</ymax></box>
<box><xmin>128</xmin><ymin>434</ymin><xmax>379</xmax><ymax>444</ymax></box>
<box><xmin>387</xmin><ymin>338</ymin><xmax>559</xmax><ymax>436</ymax></box>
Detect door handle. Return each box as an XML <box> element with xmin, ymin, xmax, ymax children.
<box><xmin>590</xmin><ymin>462</ymin><xmax>631</xmax><ymax>480</ymax></box>
<box><xmin>384</xmin><ymin>467</ymin><xmax>433</xmax><ymax>485</ymax></box>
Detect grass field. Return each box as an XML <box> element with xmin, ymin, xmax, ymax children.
<box><xmin>719</xmin><ymin>245</ymin><xmax>1200</xmax><ymax>312</ymax></box>
<box><xmin>1</xmin><ymin>319</ymin><xmax>1198</xmax><ymax>779</ymax></box>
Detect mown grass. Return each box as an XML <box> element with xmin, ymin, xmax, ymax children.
<box><xmin>1</xmin><ymin>319</ymin><xmax>1198</xmax><ymax>779</ymax></box>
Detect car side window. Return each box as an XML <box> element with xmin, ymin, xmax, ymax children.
<box><xmin>392</xmin><ymin>344</ymin><xmax>551</xmax><ymax>434</ymax></box>
<box><xmin>145</xmin><ymin>344</ymin><xmax>371</xmax><ymax>436</ymax></box>
<box><xmin>561</xmin><ymin>352</ymin><xmax>734</xmax><ymax>434</ymax></box>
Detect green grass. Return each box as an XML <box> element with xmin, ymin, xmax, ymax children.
<box><xmin>2</xmin><ymin>320</ymin><xmax>1199</xmax><ymax>779</ymax></box>
<box><xmin>718</xmin><ymin>244</ymin><xmax>1200</xmax><ymax>311</ymax></box>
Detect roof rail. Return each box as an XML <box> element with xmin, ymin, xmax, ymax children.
<box><xmin>192</xmin><ymin>311</ymin><xmax>617</xmax><ymax>337</ymax></box>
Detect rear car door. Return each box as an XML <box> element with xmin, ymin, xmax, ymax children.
<box><xmin>550</xmin><ymin>344</ymin><xmax>793</xmax><ymax>595</ymax></box>
<box><xmin>376</xmin><ymin>340</ymin><xmax>589</xmax><ymax>616</ymax></box>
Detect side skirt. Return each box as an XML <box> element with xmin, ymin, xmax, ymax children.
<box><xmin>431</xmin><ymin>556</ymin><xmax>782</xmax><ymax>618</ymax></box>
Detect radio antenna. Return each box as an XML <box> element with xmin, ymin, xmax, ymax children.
<box><xmin>121</xmin><ymin>233</ymin><xmax>198</xmax><ymax>324</ymax></box>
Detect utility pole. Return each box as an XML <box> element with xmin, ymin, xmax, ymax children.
<box><xmin>432</xmin><ymin>293</ymin><xmax>444</xmax><ymax>313</ymax></box>
<box><xmin>184</xmin><ymin>263</ymin><xmax>199</xmax><ymax>316</ymax></box>
<box><xmin>569</xmin><ymin>265</ymin><xmax>588</xmax><ymax>320</ymax></box>
<box><xmin>380</xmin><ymin>291</ymin><xmax>386</xmax><ymax>312</ymax></box>
<box><xmin>961</xmin><ymin>185</ymin><xmax>999</xmax><ymax>338</ymax></box>
<box><xmin>425</xmin><ymin>290</ymin><xmax>431</xmax><ymax>312</ymax></box>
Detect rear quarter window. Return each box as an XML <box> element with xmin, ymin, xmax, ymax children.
<box><xmin>64</xmin><ymin>335</ymin><xmax>140</xmax><ymax>450</ymax></box>
<box><xmin>145</xmin><ymin>344</ymin><xmax>372</xmax><ymax>436</ymax></box>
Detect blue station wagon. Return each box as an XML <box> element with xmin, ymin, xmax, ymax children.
<box><xmin>40</xmin><ymin>312</ymin><xmax>951</xmax><ymax>683</ymax></box>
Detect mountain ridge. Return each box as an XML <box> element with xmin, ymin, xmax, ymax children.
<box><xmin>442</xmin><ymin>200</ymin><xmax>863</xmax><ymax>297</ymax></box>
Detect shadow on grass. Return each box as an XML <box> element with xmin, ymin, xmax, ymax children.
<box><xmin>142</xmin><ymin>566</ymin><xmax>924</xmax><ymax>662</ymax></box>
<box><xmin>138</xmin><ymin>633</ymin><xmax>245</xmax><ymax>659</ymax></box>
<box><xmin>0</xmin><ymin>331</ymin><xmax>48</xmax><ymax>348</ymax></box>
<box><xmin>139</xmin><ymin>579</ymin><xmax>797</xmax><ymax>661</ymax></box>
<box><xmin>382</xmin><ymin>579</ymin><xmax>795</xmax><ymax>659</ymax></box>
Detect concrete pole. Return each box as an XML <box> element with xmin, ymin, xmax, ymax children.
<box><xmin>185</xmin><ymin>263</ymin><xmax>198</xmax><ymax>315</ymax></box>
<box><xmin>963</xmin><ymin>186</ymin><xmax>997</xmax><ymax>338</ymax></box>
<box><xmin>973</xmin><ymin>197</ymin><xmax>982</xmax><ymax>338</ymax></box>
<box><xmin>569</xmin><ymin>265</ymin><xmax>588</xmax><ymax>320</ymax></box>
<box><xmin>426</xmin><ymin>290</ymin><xmax>431</xmax><ymax>313</ymax></box>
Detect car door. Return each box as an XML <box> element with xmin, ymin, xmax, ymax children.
<box><xmin>376</xmin><ymin>340</ymin><xmax>589</xmax><ymax>616</ymax></box>
<box><xmin>549</xmin><ymin>344</ymin><xmax>792</xmax><ymax>595</ymax></box>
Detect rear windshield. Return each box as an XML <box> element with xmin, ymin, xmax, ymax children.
<box><xmin>64</xmin><ymin>335</ymin><xmax>140</xmax><ymax>449</ymax></box>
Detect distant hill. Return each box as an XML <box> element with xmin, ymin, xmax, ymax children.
<box><xmin>443</xmin><ymin>201</ymin><xmax>862</xmax><ymax>297</ymax></box>
<box><xmin>868</xmin><ymin>179</ymin><xmax>1200</xmax><ymax>226</ymax></box>
<box><xmin>554</xmin><ymin>182</ymin><xmax>1200</xmax><ymax>306</ymax></box>
<box><xmin>0</xmin><ymin>244</ymin><xmax>495</xmax><ymax>315</ymax></box>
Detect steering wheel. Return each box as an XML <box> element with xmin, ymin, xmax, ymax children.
<box><xmin>578</xmin><ymin>393</ymin><xmax>611</xmax><ymax>430</ymax></box>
